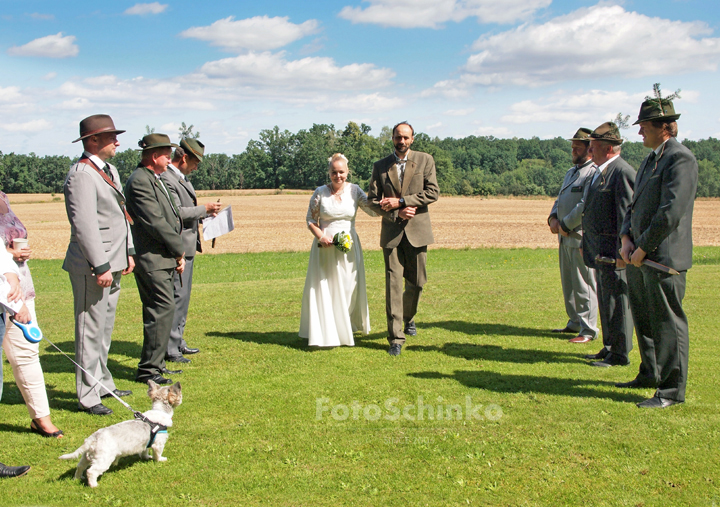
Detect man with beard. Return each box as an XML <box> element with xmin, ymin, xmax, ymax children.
<box><xmin>367</xmin><ymin>122</ymin><xmax>439</xmax><ymax>356</ymax></box>
<box><xmin>548</xmin><ymin>128</ymin><xmax>599</xmax><ymax>344</ymax></box>
<box><xmin>618</xmin><ymin>94</ymin><xmax>698</xmax><ymax>408</ymax></box>
<box><xmin>581</xmin><ymin>122</ymin><xmax>635</xmax><ymax>367</ymax></box>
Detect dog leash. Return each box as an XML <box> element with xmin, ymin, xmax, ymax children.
<box><xmin>15</xmin><ymin>318</ymin><xmax>169</xmax><ymax>444</ymax></box>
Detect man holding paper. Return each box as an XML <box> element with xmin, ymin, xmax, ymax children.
<box><xmin>160</xmin><ymin>138</ymin><xmax>221</xmax><ymax>364</ymax></box>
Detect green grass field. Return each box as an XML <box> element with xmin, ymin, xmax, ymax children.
<box><xmin>3</xmin><ymin>247</ymin><xmax>720</xmax><ymax>506</ymax></box>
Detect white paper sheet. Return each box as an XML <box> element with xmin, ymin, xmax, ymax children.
<box><xmin>202</xmin><ymin>205</ymin><xmax>235</xmax><ymax>241</ymax></box>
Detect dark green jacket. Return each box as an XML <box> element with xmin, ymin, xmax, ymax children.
<box><xmin>620</xmin><ymin>137</ymin><xmax>698</xmax><ymax>271</ymax></box>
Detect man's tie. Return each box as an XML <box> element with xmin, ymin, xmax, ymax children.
<box><xmin>638</xmin><ymin>151</ymin><xmax>656</xmax><ymax>186</ymax></box>
<box><xmin>101</xmin><ymin>164</ymin><xmax>113</xmax><ymax>182</ymax></box>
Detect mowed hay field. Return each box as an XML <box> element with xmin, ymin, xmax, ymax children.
<box><xmin>9</xmin><ymin>191</ymin><xmax>720</xmax><ymax>258</ymax></box>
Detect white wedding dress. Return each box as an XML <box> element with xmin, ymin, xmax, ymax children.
<box><xmin>299</xmin><ymin>183</ymin><xmax>375</xmax><ymax>346</ymax></box>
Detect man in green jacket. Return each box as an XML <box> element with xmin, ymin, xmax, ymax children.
<box><xmin>125</xmin><ymin>134</ymin><xmax>185</xmax><ymax>385</ymax></box>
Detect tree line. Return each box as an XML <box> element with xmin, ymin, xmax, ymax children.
<box><xmin>2</xmin><ymin>122</ymin><xmax>719</xmax><ymax>197</ymax></box>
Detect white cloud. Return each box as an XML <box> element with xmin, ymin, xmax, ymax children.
<box><xmin>180</xmin><ymin>16</ymin><xmax>319</xmax><ymax>52</ymax></box>
<box><xmin>7</xmin><ymin>33</ymin><xmax>79</xmax><ymax>58</ymax></box>
<box><xmin>471</xmin><ymin>125</ymin><xmax>513</xmax><ymax>137</ymax></box>
<box><xmin>0</xmin><ymin>119</ymin><xmax>52</xmax><ymax>132</ymax></box>
<box><xmin>188</xmin><ymin>51</ymin><xmax>395</xmax><ymax>92</ymax></box>
<box><xmin>500</xmin><ymin>89</ymin><xmax>653</xmax><ymax>126</ymax></box>
<box><xmin>316</xmin><ymin>92</ymin><xmax>401</xmax><ymax>112</ymax></box>
<box><xmin>29</xmin><ymin>13</ymin><xmax>54</xmax><ymax>20</ymax></box>
<box><xmin>42</xmin><ymin>72</ymin><xmax>57</xmax><ymax>80</ymax></box>
<box><xmin>445</xmin><ymin>108</ymin><xmax>475</xmax><ymax>116</ymax></box>
<box><xmin>444</xmin><ymin>4</ymin><xmax>720</xmax><ymax>89</ymax></box>
<box><xmin>339</xmin><ymin>0</ymin><xmax>550</xmax><ymax>28</ymax></box>
<box><xmin>124</xmin><ymin>3</ymin><xmax>168</xmax><ymax>15</ymax></box>
<box><xmin>426</xmin><ymin>122</ymin><xmax>443</xmax><ymax>130</ymax></box>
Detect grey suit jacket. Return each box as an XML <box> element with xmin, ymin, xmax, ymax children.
<box><xmin>549</xmin><ymin>159</ymin><xmax>596</xmax><ymax>249</ymax></box>
<box><xmin>582</xmin><ymin>156</ymin><xmax>636</xmax><ymax>269</ymax></box>
<box><xmin>620</xmin><ymin>137</ymin><xmax>698</xmax><ymax>271</ymax></box>
<box><xmin>367</xmin><ymin>150</ymin><xmax>439</xmax><ymax>248</ymax></box>
<box><xmin>161</xmin><ymin>166</ymin><xmax>206</xmax><ymax>257</ymax></box>
<box><xmin>124</xmin><ymin>166</ymin><xmax>184</xmax><ymax>273</ymax></box>
<box><xmin>62</xmin><ymin>156</ymin><xmax>134</xmax><ymax>275</ymax></box>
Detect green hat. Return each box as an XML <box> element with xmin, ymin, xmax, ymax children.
<box><xmin>180</xmin><ymin>138</ymin><xmax>205</xmax><ymax>162</ymax></box>
<box><xmin>589</xmin><ymin>122</ymin><xmax>623</xmax><ymax>145</ymax></box>
<box><xmin>137</xmin><ymin>133</ymin><xmax>178</xmax><ymax>151</ymax></box>
<box><xmin>633</xmin><ymin>98</ymin><xmax>681</xmax><ymax>125</ymax></box>
<box><xmin>569</xmin><ymin>128</ymin><xmax>592</xmax><ymax>142</ymax></box>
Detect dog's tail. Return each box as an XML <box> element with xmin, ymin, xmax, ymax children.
<box><xmin>59</xmin><ymin>443</ymin><xmax>88</xmax><ymax>460</ymax></box>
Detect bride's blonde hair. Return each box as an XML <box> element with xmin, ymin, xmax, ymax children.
<box><xmin>327</xmin><ymin>153</ymin><xmax>351</xmax><ymax>177</ymax></box>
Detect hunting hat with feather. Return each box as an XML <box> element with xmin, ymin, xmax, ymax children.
<box><xmin>569</xmin><ymin>128</ymin><xmax>592</xmax><ymax>142</ymax></box>
<box><xmin>590</xmin><ymin>122</ymin><xmax>623</xmax><ymax>145</ymax></box>
<box><xmin>633</xmin><ymin>83</ymin><xmax>681</xmax><ymax>125</ymax></box>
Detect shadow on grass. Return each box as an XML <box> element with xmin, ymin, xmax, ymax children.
<box><xmin>425</xmin><ymin>320</ymin><xmax>575</xmax><ymax>341</ymax></box>
<box><xmin>409</xmin><ymin>371</ymin><xmax>646</xmax><ymax>403</ymax></box>
<box><xmin>57</xmin><ymin>455</ymin><xmax>145</xmax><ymax>485</ymax></box>
<box><xmin>409</xmin><ymin>342</ymin><xmax>583</xmax><ymax>364</ymax></box>
<box><xmin>208</xmin><ymin>330</ymin><xmax>390</xmax><ymax>351</ymax></box>
<box><xmin>1</xmin><ymin>381</ymin><xmax>79</xmax><ymax>412</ymax></box>
<box><xmin>39</xmin><ymin>340</ymin><xmax>139</xmax><ymax>382</ymax></box>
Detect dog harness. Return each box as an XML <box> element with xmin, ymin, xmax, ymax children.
<box><xmin>134</xmin><ymin>412</ymin><xmax>168</xmax><ymax>448</ymax></box>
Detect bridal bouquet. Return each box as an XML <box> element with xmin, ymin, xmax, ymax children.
<box><xmin>319</xmin><ymin>231</ymin><xmax>353</xmax><ymax>253</ymax></box>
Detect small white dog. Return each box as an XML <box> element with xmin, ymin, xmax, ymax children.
<box><xmin>60</xmin><ymin>381</ymin><xmax>182</xmax><ymax>487</ymax></box>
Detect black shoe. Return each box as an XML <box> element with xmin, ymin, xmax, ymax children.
<box><xmin>161</xmin><ymin>367</ymin><xmax>183</xmax><ymax>375</ymax></box>
<box><xmin>181</xmin><ymin>346</ymin><xmax>200</xmax><ymax>355</ymax></box>
<box><xmin>166</xmin><ymin>354</ymin><xmax>191</xmax><ymax>364</ymax></box>
<box><xmin>615</xmin><ymin>376</ymin><xmax>656</xmax><ymax>389</ymax></box>
<box><xmin>404</xmin><ymin>321</ymin><xmax>417</xmax><ymax>336</ymax></box>
<box><xmin>551</xmin><ymin>326</ymin><xmax>577</xmax><ymax>334</ymax></box>
<box><xmin>591</xmin><ymin>353</ymin><xmax>630</xmax><ymax>367</ymax></box>
<box><xmin>79</xmin><ymin>403</ymin><xmax>113</xmax><ymax>415</ymax></box>
<box><xmin>584</xmin><ymin>348</ymin><xmax>609</xmax><ymax>360</ymax></box>
<box><xmin>30</xmin><ymin>421</ymin><xmax>63</xmax><ymax>438</ymax></box>
<box><xmin>388</xmin><ymin>343</ymin><xmax>402</xmax><ymax>356</ymax></box>
<box><xmin>100</xmin><ymin>389</ymin><xmax>133</xmax><ymax>399</ymax></box>
<box><xmin>136</xmin><ymin>374</ymin><xmax>172</xmax><ymax>385</ymax></box>
<box><xmin>637</xmin><ymin>396</ymin><xmax>683</xmax><ymax>408</ymax></box>
<box><xmin>0</xmin><ymin>463</ymin><xmax>30</xmax><ymax>478</ymax></box>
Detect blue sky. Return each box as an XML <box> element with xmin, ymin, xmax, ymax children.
<box><xmin>1</xmin><ymin>0</ymin><xmax>719</xmax><ymax>156</ymax></box>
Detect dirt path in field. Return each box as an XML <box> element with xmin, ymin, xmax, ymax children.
<box><xmin>10</xmin><ymin>191</ymin><xmax>720</xmax><ymax>259</ymax></box>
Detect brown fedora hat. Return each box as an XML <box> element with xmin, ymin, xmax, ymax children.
<box><xmin>72</xmin><ymin>114</ymin><xmax>125</xmax><ymax>143</ymax></box>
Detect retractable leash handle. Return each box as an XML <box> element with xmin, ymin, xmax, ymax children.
<box><xmin>13</xmin><ymin>317</ymin><xmax>136</xmax><ymax>413</ymax></box>
<box><xmin>12</xmin><ymin>319</ymin><xmax>43</xmax><ymax>343</ymax></box>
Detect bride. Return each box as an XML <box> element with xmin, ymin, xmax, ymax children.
<box><xmin>299</xmin><ymin>153</ymin><xmax>375</xmax><ymax>347</ymax></box>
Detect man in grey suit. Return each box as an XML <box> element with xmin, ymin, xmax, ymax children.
<box><xmin>619</xmin><ymin>95</ymin><xmax>698</xmax><ymax>408</ymax></box>
<box><xmin>548</xmin><ymin>128</ymin><xmax>599</xmax><ymax>343</ymax></box>
<box><xmin>124</xmin><ymin>134</ymin><xmax>185</xmax><ymax>385</ymax></box>
<box><xmin>367</xmin><ymin>122</ymin><xmax>439</xmax><ymax>356</ymax></box>
<box><xmin>581</xmin><ymin>122</ymin><xmax>635</xmax><ymax>367</ymax></box>
<box><xmin>160</xmin><ymin>138</ymin><xmax>221</xmax><ymax>363</ymax></box>
<box><xmin>63</xmin><ymin>114</ymin><xmax>135</xmax><ymax>415</ymax></box>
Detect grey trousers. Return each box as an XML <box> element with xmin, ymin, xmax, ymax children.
<box><xmin>627</xmin><ymin>265</ymin><xmax>688</xmax><ymax>402</ymax></box>
<box><xmin>135</xmin><ymin>268</ymin><xmax>175</xmax><ymax>380</ymax></box>
<box><xmin>383</xmin><ymin>235</ymin><xmax>427</xmax><ymax>345</ymax></box>
<box><xmin>167</xmin><ymin>255</ymin><xmax>194</xmax><ymax>356</ymax></box>
<box><xmin>70</xmin><ymin>271</ymin><xmax>120</xmax><ymax>408</ymax></box>
<box><xmin>559</xmin><ymin>242</ymin><xmax>598</xmax><ymax>338</ymax></box>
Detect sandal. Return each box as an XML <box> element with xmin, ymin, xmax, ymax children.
<box><xmin>30</xmin><ymin>421</ymin><xmax>64</xmax><ymax>439</ymax></box>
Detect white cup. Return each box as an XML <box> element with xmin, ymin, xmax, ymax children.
<box><xmin>13</xmin><ymin>238</ymin><xmax>28</xmax><ymax>249</ymax></box>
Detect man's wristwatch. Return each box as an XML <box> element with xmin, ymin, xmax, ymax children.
<box><xmin>399</xmin><ymin>198</ymin><xmax>405</xmax><ymax>208</ymax></box>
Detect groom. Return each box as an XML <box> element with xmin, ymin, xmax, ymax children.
<box><xmin>367</xmin><ymin>122</ymin><xmax>439</xmax><ymax>356</ymax></box>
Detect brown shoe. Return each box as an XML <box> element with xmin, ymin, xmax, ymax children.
<box><xmin>568</xmin><ymin>335</ymin><xmax>592</xmax><ymax>343</ymax></box>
